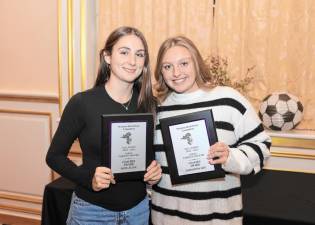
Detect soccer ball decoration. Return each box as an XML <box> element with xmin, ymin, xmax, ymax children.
<box><xmin>258</xmin><ymin>92</ymin><xmax>303</xmax><ymax>131</ymax></box>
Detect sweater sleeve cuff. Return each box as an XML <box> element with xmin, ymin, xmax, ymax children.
<box><xmin>76</xmin><ymin>166</ymin><xmax>96</xmax><ymax>191</ymax></box>
<box><xmin>222</xmin><ymin>148</ymin><xmax>253</xmax><ymax>175</ymax></box>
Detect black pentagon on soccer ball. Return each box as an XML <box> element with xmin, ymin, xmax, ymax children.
<box><xmin>283</xmin><ymin>111</ymin><xmax>295</xmax><ymax>122</ymax></box>
<box><xmin>269</xmin><ymin>125</ymin><xmax>282</xmax><ymax>131</ymax></box>
<box><xmin>265</xmin><ymin>105</ymin><xmax>277</xmax><ymax>116</ymax></box>
<box><xmin>297</xmin><ymin>101</ymin><xmax>304</xmax><ymax>112</ymax></box>
<box><xmin>279</xmin><ymin>93</ymin><xmax>291</xmax><ymax>101</ymax></box>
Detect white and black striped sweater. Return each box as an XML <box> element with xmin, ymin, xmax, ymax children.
<box><xmin>151</xmin><ymin>86</ymin><xmax>271</xmax><ymax>225</ymax></box>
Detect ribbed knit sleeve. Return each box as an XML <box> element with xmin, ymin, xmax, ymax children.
<box><xmin>222</xmin><ymin>89</ymin><xmax>271</xmax><ymax>175</ymax></box>
<box><xmin>46</xmin><ymin>93</ymin><xmax>94</xmax><ymax>190</ymax></box>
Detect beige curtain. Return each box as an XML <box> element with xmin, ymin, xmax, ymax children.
<box><xmin>214</xmin><ymin>0</ymin><xmax>315</xmax><ymax>130</ymax></box>
<box><xmin>98</xmin><ymin>0</ymin><xmax>215</xmax><ymax>69</ymax></box>
<box><xmin>98</xmin><ymin>0</ymin><xmax>315</xmax><ymax>130</ymax></box>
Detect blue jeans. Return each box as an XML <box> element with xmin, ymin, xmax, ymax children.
<box><xmin>67</xmin><ymin>193</ymin><xmax>149</xmax><ymax>225</ymax></box>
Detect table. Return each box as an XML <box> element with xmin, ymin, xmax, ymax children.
<box><xmin>41</xmin><ymin>170</ymin><xmax>315</xmax><ymax>225</ymax></box>
<box><xmin>41</xmin><ymin>177</ymin><xmax>74</xmax><ymax>225</ymax></box>
<box><xmin>242</xmin><ymin>170</ymin><xmax>315</xmax><ymax>225</ymax></box>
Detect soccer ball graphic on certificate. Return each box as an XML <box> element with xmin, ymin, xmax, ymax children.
<box><xmin>258</xmin><ymin>92</ymin><xmax>303</xmax><ymax>131</ymax></box>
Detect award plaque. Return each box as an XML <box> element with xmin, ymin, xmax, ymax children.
<box><xmin>160</xmin><ymin>109</ymin><xmax>225</xmax><ymax>184</ymax></box>
<box><xmin>101</xmin><ymin>113</ymin><xmax>154</xmax><ymax>181</ymax></box>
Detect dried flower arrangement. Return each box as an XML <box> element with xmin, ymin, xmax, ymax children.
<box><xmin>205</xmin><ymin>55</ymin><xmax>255</xmax><ymax>94</ymax></box>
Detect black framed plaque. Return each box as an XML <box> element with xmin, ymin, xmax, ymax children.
<box><xmin>160</xmin><ymin>109</ymin><xmax>225</xmax><ymax>185</ymax></box>
<box><xmin>101</xmin><ymin>113</ymin><xmax>154</xmax><ymax>181</ymax></box>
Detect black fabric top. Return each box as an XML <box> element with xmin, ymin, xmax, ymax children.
<box><xmin>46</xmin><ymin>85</ymin><xmax>146</xmax><ymax>211</ymax></box>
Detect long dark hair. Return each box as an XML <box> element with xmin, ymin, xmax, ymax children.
<box><xmin>95</xmin><ymin>26</ymin><xmax>156</xmax><ymax>114</ymax></box>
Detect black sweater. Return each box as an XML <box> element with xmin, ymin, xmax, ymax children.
<box><xmin>46</xmin><ymin>85</ymin><xmax>146</xmax><ymax>211</ymax></box>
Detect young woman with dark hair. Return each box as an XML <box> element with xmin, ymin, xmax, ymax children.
<box><xmin>46</xmin><ymin>26</ymin><xmax>161</xmax><ymax>225</ymax></box>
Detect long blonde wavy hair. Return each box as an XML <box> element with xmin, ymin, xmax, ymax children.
<box><xmin>154</xmin><ymin>36</ymin><xmax>214</xmax><ymax>103</ymax></box>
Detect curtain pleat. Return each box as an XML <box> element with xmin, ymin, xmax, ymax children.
<box><xmin>98</xmin><ymin>0</ymin><xmax>315</xmax><ymax>130</ymax></box>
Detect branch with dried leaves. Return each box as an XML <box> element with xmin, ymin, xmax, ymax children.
<box><xmin>205</xmin><ymin>55</ymin><xmax>255</xmax><ymax>94</ymax></box>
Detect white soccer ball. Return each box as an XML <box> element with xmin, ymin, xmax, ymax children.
<box><xmin>258</xmin><ymin>92</ymin><xmax>303</xmax><ymax>131</ymax></box>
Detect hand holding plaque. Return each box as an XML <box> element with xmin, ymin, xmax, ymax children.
<box><xmin>160</xmin><ymin>110</ymin><xmax>225</xmax><ymax>184</ymax></box>
<box><xmin>101</xmin><ymin>113</ymin><xmax>154</xmax><ymax>181</ymax></box>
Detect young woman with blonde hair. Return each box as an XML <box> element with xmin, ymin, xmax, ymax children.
<box><xmin>151</xmin><ymin>36</ymin><xmax>271</xmax><ymax>225</ymax></box>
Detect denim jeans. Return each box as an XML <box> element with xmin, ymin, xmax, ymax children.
<box><xmin>67</xmin><ymin>192</ymin><xmax>149</xmax><ymax>225</ymax></box>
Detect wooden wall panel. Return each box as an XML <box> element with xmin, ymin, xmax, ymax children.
<box><xmin>0</xmin><ymin>111</ymin><xmax>52</xmax><ymax>196</ymax></box>
<box><xmin>0</xmin><ymin>0</ymin><xmax>58</xmax><ymax>95</ymax></box>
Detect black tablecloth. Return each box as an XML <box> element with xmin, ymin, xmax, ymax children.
<box><xmin>241</xmin><ymin>170</ymin><xmax>315</xmax><ymax>225</ymax></box>
<box><xmin>41</xmin><ymin>170</ymin><xmax>315</xmax><ymax>225</ymax></box>
<box><xmin>41</xmin><ymin>177</ymin><xmax>74</xmax><ymax>225</ymax></box>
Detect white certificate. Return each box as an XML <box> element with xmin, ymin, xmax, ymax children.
<box><xmin>169</xmin><ymin>120</ymin><xmax>215</xmax><ymax>176</ymax></box>
<box><xmin>111</xmin><ymin>122</ymin><xmax>146</xmax><ymax>173</ymax></box>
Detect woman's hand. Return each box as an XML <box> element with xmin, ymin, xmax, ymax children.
<box><xmin>208</xmin><ymin>142</ymin><xmax>230</xmax><ymax>165</ymax></box>
<box><xmin>92</xmin><ymin>167</ymin><xmax>115</xmax><ymax>191</ymax></box>
<box><xmin>144</xmin><ymin>160</ymin><xmax>162</xmax><ymax>185</ymax></box>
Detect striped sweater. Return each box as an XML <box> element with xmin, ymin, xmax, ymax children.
<box><xmin>151</xmin><ymin>86</ymin><xmax>271</xmax><ymax>225</ymax></box>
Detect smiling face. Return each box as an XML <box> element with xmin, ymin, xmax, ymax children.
<box><xmin>161</xmin><ymin>46</ymin><xmax>199</xmax><ymax>94</ymax></box>
<box><xmin>104</xmin><ymin>34</ymin><xmax>145</xmax><ymax>84</ymax></box>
